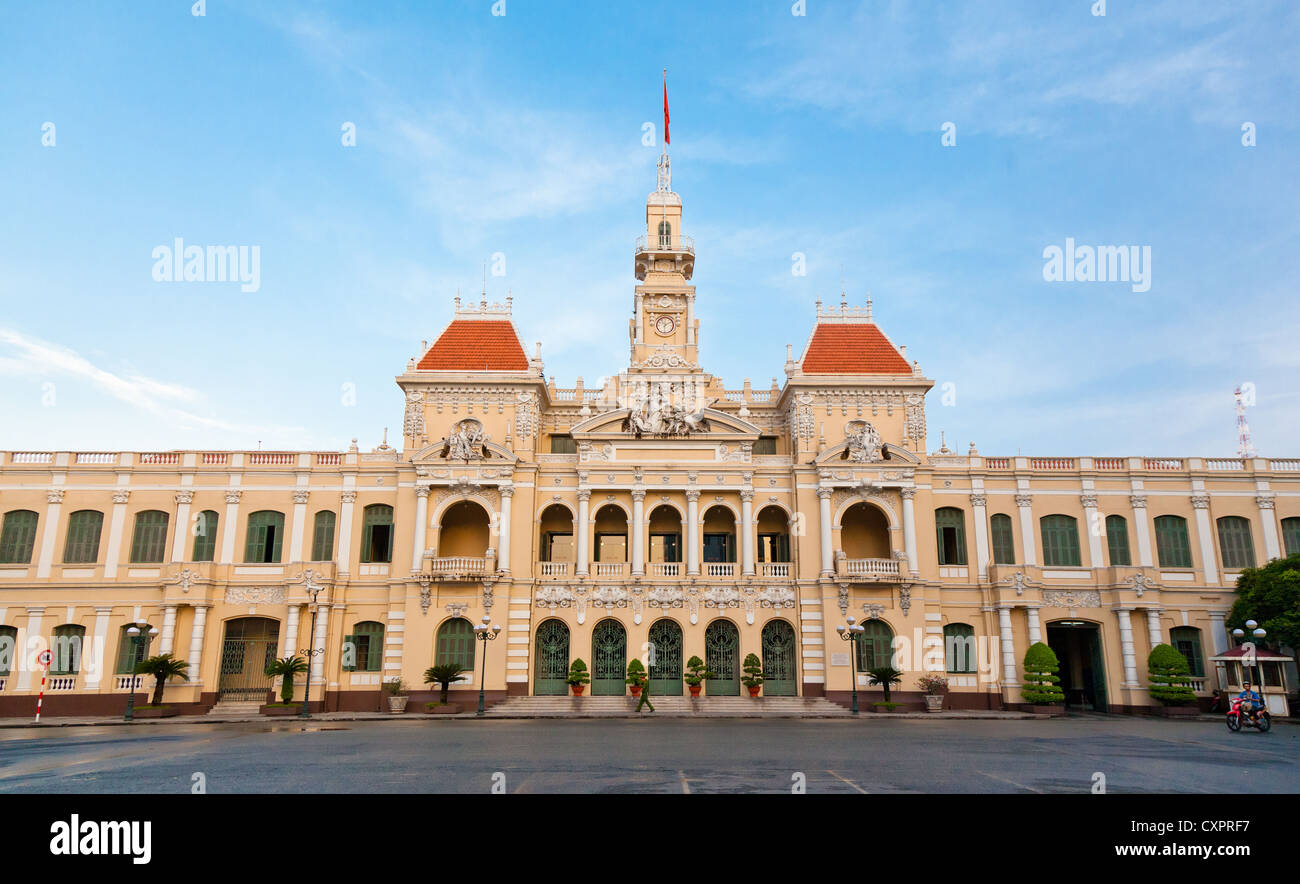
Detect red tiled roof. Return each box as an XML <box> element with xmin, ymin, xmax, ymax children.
<box><xmin>800</xmin><ymin>323</ymin><xmax>911</xmax><ymax>374</ymax></box>
<box><xmin>417</xmin><ymin>320</ymin><xmax>529</xmax><ymax>372</ymax></box>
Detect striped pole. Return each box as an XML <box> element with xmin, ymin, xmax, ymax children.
<box><xmin>35</xmin><ymin>664</ymin><xmax>48</xmax><ymax>723</ymax></box>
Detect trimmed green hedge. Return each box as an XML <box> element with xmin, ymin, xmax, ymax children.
<box><xmin>1147</xmin><ymin>643</ymin><xmax>1196</xmax><ymax>706</ymax></box>
<box><xmin>1022</xmin><ymin>642</ymin><xmax>1065</xmax><ymax>704</ymax></box>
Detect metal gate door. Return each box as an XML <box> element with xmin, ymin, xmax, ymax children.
<box><xmin>217</xmin><ymin>617</ymin><xmax>280</xmax><ymax>700</ymax></box>
<box><xmin>647</xmin><ymin>619</ymin><xmax>683</xmax><ymax>696</ymax></box>
<box><xmin>705</xmin><ymin>620</ymin><xmax>739</xmax><ymax>696</ymax></box>
<box><xmin>533</xmin><ymin>619</ymin><xmax>570</xmax><ymax>696</ymax></box>
<box><xmin>761</xmin><ymin>619</ymin><xmax>797</xmax><ymax>696</ymax></box>
<box><xmin>591</xmin><ymin>619</ymin><xmax>627</xmax><ymax>696</ymax></box>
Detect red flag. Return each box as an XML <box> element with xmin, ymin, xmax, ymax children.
<box><xmin>663</xmin><ymin>77</ymin><xmax>670</xmax><ymax>145</ymax></box>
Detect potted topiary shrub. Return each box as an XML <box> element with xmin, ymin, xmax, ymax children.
<box><xmin>384</xmin><ymin>677</ymin><xmax>409</xmax><ymax>713</ymax></box>
<box><xmin>1021</xmin><ymin>642</ymin><xmax>1065</xmax><ymax>714</ymax></box>
<box><xmin>684</xmin><ymin>656</ymin><xmax>712</xmax><ymax>698</ymax></box>
<box><xmin>741</xmin><ymin>653</ymin><xmax>765</xmax><ymax>698</ymax></box>
<box><xmin>867</xmin><ymin>666</ymin><xmax>903</xmax><ymax>712</ymax></box>
<box><xmin>626</xmin><ymin>659</ymin><xmax>647</xmax><ymax>698</ymax></box>
<box><xmin>1147</xmin><ymin>643</ymin><xmax>1198</xmax><ymax>717</ymax></box>
<box><xmin>567</xmin><ymin>658</ymin><xmax>590</xmax><ymax>696</ymax></box>
<box><xmin>423</xmin><ymin>663</ymin><xmax>466</xmax><ymax>714</ymax></box>
<box><xmin>262</xmin><ymin>655</ymin><xmax>309</xmax><ymax>715</ymax></box>
<box><xmin>917</xmin><ymin>674</ymin><xmax>948</xmax><ymax>712</ymax></box>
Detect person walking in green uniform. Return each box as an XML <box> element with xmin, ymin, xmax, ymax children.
<box><xmin>636</xmin><ymin>670</ymin><xmax>654</xmax><ymax>713</ymax></box>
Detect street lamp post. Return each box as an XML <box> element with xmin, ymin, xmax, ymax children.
<box><xmin>1230</xmin><ymin>618</ymin><xmax>1269</xmax><ymax>687</ymax></box>
<box><xmin>299</xmin><ymin>583</ymin><xmax>326</xmax><ymax>719</ymax></box>
<box><xmin>473</xmin><ymin>614</ymin><xmax>502</xmax><ymax>716</ymax></box>
<box><xmin>836</xmin><ymin>617</ymin><xmax>866</xmax><ymax>715</ymax></box>
<box><xmin>123</xmin><ymin>622</ymin><xmax>159</xmax><ymax>721</ymax></box>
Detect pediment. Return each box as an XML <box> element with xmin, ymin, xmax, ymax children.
<box><xmin>570</xmin><ymin>407</ymin><xmax>761</xmax><ymax>441</ymax></box>
<box><xmin>813</xmin><ymin>441</ymin><xmax>919</xmax><ymax>466</ymax></box>
<box><xmin>410</xmin><ymin>439</ymin><xmax>519</xmax><ymax>465</ymax></box>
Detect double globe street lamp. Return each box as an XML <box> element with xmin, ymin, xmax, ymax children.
<box><xmin>299</xmin><ymin>582</ymin><xmax>326</xmax><ymax>719</ymax></box>
<box><xmin>123</xmin><ymin>623</ymin><xmax>160</xmax><ymax>721</ymax></box>
<box><xmin>473</xmin><ymin>615</ymin><xmax>502</xmax><ymax>716</ymax></box>
<box><xmin>836</xmin><ymin>617</ymin><xmax>866</xmax><ymax>715</ymax></box>
<box><xmin>1231</xmin><ymin>618</ymin><xmax>1268</xmax><ymax>686</ymax></box>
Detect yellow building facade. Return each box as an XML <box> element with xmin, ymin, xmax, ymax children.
<box><xmin>2</xmin><ymin>160</ymin><xmax>1298</xmax><ymax>716</ymax></box>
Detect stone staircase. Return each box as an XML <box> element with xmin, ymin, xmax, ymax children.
<box><xmin>481</xmin><ymin>695</ymin><xmax>853</xmax><ymax>718</ymax></box>
<box><xmin>206</xmin><ymin>698</ymin><xmax>264</xmax><ymax>716</ymax></box>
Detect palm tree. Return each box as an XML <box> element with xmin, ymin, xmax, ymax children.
<box><xmin>265</xmin><ymin>656</ymin><xmax>309</xmax><ymax>705</ymax></box>
<box><xmin>423</xmin><ymin>663</ymin><xmax>466</xmax><ymax>704</ymax></box>
<box><xmin>866</xmin><ymin>666</ymin><xmax>904</xmax><ymax>703</ymax></box>
<box><xmin>134</xmin><ymin>654</ymin><xmax>189</xmax><ymax>707</ymax></box>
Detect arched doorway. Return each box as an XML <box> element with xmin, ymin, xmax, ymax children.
<box><xmin>533</xmin><ymin>619</ymin><xmax>570</xmax><ymax>695</ymax></box>
<box><xmin>761</xmin><ymin>619</ymin><xmax>798</xmax><ymax>696</ymax></box>
<box><xmin>1046</xmin><ymin>620</ymin><xmax>1109</xmax><ymax>712</ymax></box>
<box><xmin>647</xmin><ymin>619</ymin><xmax>683</xmax><ymax>695</ymax></box>
<box><xmin>218</xmin><ymin>617</ymin><xmax>280</xmax><ymax>701</ymax></box>
<box><xmin>840</xmin><ymin>502</ymin><xmax>892</xmax><ymax>558</ymax></box>
<box><xmin>591</xmin><ymin>619</ymin><xmax>627</xmax><ymax>696</ymax></box>
<box><xmin>705</xmin><ymin>619</ymin><xmax>740</xmax><ymax>695</ymax></box>
<box><xmin>438</xmin><ymin>500</ymin><xmax>491</xmax><ymax>557</ymax></box>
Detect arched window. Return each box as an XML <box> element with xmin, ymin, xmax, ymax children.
<box><xmin>944</xmin><ymin>623</ymin><xmax>976</xmax><ymax>673</ymax></box>
<box><xmin>129</xmin><ymin>511</ymin><xmax>170</xmax><ymax>564</ymax></box>
<box><xmin>311</xmin><ymin>511</ymin><xmax>336</xmax><ymax>562</ymax></box>
<box><xmin>934</xmin><ymin>507</ymin><xmax>967</xmax><ymax>566</ymax></box>
<box><xmin>51</xmin><ymin>624</ymin><xmax>85</xmax><ymax>675</ymax></box>
<box><xmin>435</xmin><ymin>618</ymin><xmax>475</xmax><ymax>672</ymax></box>
<box><xmin>990</xmin><ymin>513</ymin><xmax>1015</xmax><ymax>565</ymax></box>
<box><xmin>192</xmin><ymin>510</ymin><xmax>219</xmax><ymax>562</ymax></box>
<box><xmin>1105</xmin><ymin>514</ymin><xmax>1131</xmax><ymax>566</ymax></box>
<box><xmin>1154</xmin><ymin>515</ymin><xmax>1193</xmax><ymax>568</ymax></box>
<box><xmin>1216</xmin><ymin>516</ymin><xmax>1255</xmax><ymax>570</ymax></box>
<box><xmin>362</xmin><ymin>504</ymin><xmax>394</xmax><ymax>563</ymax></box>
<box><xmin>1040</xmin><ymin>515</ymin><xmax>1081</xmax><ymax>567</ymax></box>
<box><xmin>115</xmin><ymin>623</ymin><xmax>154</xmax><ymax>674</ymax></box>
<box><xmin>1170</xmin><ymin>626</ymin><xmax>1205</xmax><ymax>678</ymax></box>
<box><xmin>244</xmin><ymin>511</ymin><xmax>285</xmax><ymax>563</ymax></box>
<box><xmin>0</xmin><ymin>625</ymin><xmax>17</xmax><ymax>677</ymax></box>
<box><xmin>0</xmin><ymin>510</ymin><xmax>39</xmax><ymax>564</ymax></box>
<box><xmin>657</xmin><ymin>220</ymin><xmax>672</xmax><ymax>248</ymax></box>
<box><xmin>343</xmin><ymin>621</ymin><xmax>384</xmax><ymax>672</ymax></box>
<box><xmin>63</xmin><ymin>510</ymin><xmax>104</xmax><ymax>564</ymax></box>
<box><xmin>1283</xmin><ymin>517</ymin><xmax>1300</xmax><ymax>557</ymax></box>
<box><xmin>855</xmin><ymin>620</ymin><xmax>895</xmax><ymax>671</ymax></box>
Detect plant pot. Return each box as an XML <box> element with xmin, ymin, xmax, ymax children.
<box><xmin>133</xmin><ymin>706</ymin><xmax>179</xmax><ymax>719</ymax></box>
<box><xmin>387</xmin><ymin>695</ymin><xmax>409</xmax><ymax>714</ymax></box>
<box><xmin>259</xmin><ymin>704</ymin><xmax>301</xmax><ymax>716</ymax></box>
<box><xmin>630</xmin><ymin>685</ymin><xmax>643</xmax><ymax>698</ymax></box>
<box><xmin>747</xmin><ymin>685</ymin><xmax>761</xmax><ymax>698</ymax></box>
<box><xmin>570</xmin><ymin>684</ymin><xmax>585</xmax><ymax>697</ymax></box>
<box><xmin>923</xmin><ymin>694</ymin><xmax>944</xmax><ymax>713</ymax></box>
<box><xmin>688</xmin><ymin>684</ymin><xmax>702</xmax><ymax>698</ymax></box>
<box><xmin>425</xmin><ymin>702</ymin><xmax>461</xmax><ymax>714</ymax></box>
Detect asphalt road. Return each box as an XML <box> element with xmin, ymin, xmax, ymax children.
<box><xmin>0</xmin><ymin>716</ymin><xmax>1294</xmax><ymax>794</ymax></box>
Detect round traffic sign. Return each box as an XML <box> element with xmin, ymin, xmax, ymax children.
<box><xmin>37</xmin><ymin>649</ymin><xmax>53</xmax><ymax>666</ymax></box>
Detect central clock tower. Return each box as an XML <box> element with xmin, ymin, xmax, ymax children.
<box><xmin>630</xmin><ymin>150</ymin><xmax>699</xmax><ymax>375</ymax></box>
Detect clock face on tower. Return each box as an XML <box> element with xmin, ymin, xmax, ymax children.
<box><xmin>654</xmin><ymin>315</ymin><xmax>676</xmax><ymax>336</ymax></box>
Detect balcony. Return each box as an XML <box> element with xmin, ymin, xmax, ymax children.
<box><xmin>634</xmin><ymin>234</ymin><xmax>694</xmax><ymax>255</ymax></box>
<box><xmin>759</xmin><ymin>562</ymin><xmax>791</xmax><ymax>578</ymax></box>
<box><xmin>704</xmin><ymin>562</ymin><xmax>736</xmax><ymax>578</ymax></box>
<box><xmin>537</xmin><ymin>561</ymin><xmax>570</xmax><ymax>577</ymax></box>
<box><xmin>836</xmin><ymin>555</ymin><xmax>902</xmax><ymax>581</ymax></box>
<box><xmin>593</xmin><ymin>562</ymin><xmax>627</xmax><ymax>578</ymax></box>
<box><xmin>422</xmin><ymin>555</ymin><xmax>490</xmax><ymax>579</ymax></box>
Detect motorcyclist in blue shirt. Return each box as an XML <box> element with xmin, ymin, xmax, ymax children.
<box><xmin>1237</xmin><ymin>680</ymin><xmax>1264</xmax><ymax>722</ymax></box>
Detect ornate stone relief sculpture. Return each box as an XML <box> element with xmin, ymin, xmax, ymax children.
<box><xmin>844</xmin><ymin>420</ymin><xmax>883</xmax><ymax>463</ymax></box>
<box><xmin>446</xmin><ymin>419</ymin><xmax>487</xmax><ymax>460</ymax></box>
<box><xmin>404</xmin><ymin>391</ymin><xmax>425</xmax><ymax>437</ymax></box>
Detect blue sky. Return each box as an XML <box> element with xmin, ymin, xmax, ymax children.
<box><xmin>1</xmin><ymin>0</ymin><xmax>1297</xmax><ymax>456</ymax></box>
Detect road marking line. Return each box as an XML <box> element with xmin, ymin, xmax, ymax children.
<box><xmin>825</xmin><ymin>769</ymin><xmax>868</xmax><ymax>793</ymax></box>
<box><xmin>977</xmin><ymin>770</ymin><xmax>1043</xmax><ymax>793</ymax></box>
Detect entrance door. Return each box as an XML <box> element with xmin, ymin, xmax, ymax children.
<box><xmin>533</xmin><ymin>619</ymin><xmax>570</xmax><ymax>696</ymax></box>
<box><xmin>591</xmin><ymin>619</ymin><xmax>627</xmax><ymax>696</ymax></box>
<box><xmin>1047</xmin><ymin>622</ymin><xmax>1109</xmax><ymax>713</ymax></box>
<box><xmin>705</xmin><ymin>619</ymin><xmax>740</xmax><ymax>695</ymax></box>
<box><xmin>218</xmin><ymin>617</ymin><xmax>280</xmax><ymax>700</ymax></box>
<box><xmin>761</xmin><ymin>619</ymin><xmax>797</xmax><ymax>696</ymax></box>
<box><xmin>647</xmin><ymin>619</ymin><xmax>683</xmax><ymax>695</ymax></box>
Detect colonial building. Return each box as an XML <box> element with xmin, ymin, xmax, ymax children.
<box><xmin>2</xmin><ymin>154</ymin><xmax>1298</xmax><ymax>717</ymax></box>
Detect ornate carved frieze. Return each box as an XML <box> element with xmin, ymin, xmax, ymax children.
<box><xmin>225</xmin><ymin>586</ymin><xmax>286</xmax><ymax>606</ymax></box>
<box><xmin>535</xmin><ymin>585</ymin><xmax>574</xmax><ymax>611</ymax></box>
<box><xmin>404</xmin><ymin>391</ymin><xmax>425</xmax><ymax>437</ymax></box>
<box><xmin>1042</xmin><ymin>589</ymin><xmax>1101</xmax><ymax>608</ymax></box>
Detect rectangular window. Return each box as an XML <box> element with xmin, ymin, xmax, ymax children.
<box><xmin>129</xmin><ymin>512</ymin><xmax>169</xmax><ymax>564</ymax></box>
<box><xmin>311</xmin><ymin>512</ymin><xmax>335</xmax><ymax>561</ymax></box>
<box><xmin>192</xmin><ymin>511</ymin><xmax>218</xmax><ymax>562</ymax></box>
<box><xmin>1040</xmin><ymin>515</ymin><xmax>1082</xmax><ymax>567</ymax></box>
<box><xmin>757</xmin><ymin>533</ymin><xmax>789</xmax><ymax>563</ymax></box>
<box><xmin>702</xmin><ymin>534</ymin><xmax>733</xmax><ymax>563</ymax></box>
<box><xmin>752</xmin><ymin>436</ymin><xmax>778</xmax><ymax>455</ymax></box>
<box><xmin>51</xmin><ymin>625</ymin><xmax>85</xmax><ymax>675</ymax></box>
<box><xmin>63</xmin><ymin>511</ymin><xmax>104</xmax><ymax>564</ymax></box>
<box><xmin>596</xmin><ymin>533</ymin><xmax>626</xmax><ymax>562</ymax></box>
<box><xmin>1106</xmin><ymin>515</ymin><xmax>1131</xmax><ymax>566</ymax></box>
<box><xmin>549</xmin><ymin>435</ymin><xmax>577</xmax><ymax>454</ymax></box>
<box><xmin>1154</xmin><ymin>516</ymin><xmax>1193</xmax><ymax>568</ymax></box>
<box><xmin>990</xmin><ymin>515</ymin><xmax>1015</xmax><ymax>565</ymax></box>
<box><xmin>1216</xmin><ymin>517</ymin><xmax>1255</xmax><ymax>570</ymax></box>
<box><xmin>542</xmin><ymin>532</ymin><xmax>573</xmax><ymax>562</ymax></box>
<box><xmin>0</xmin><ymin>511</ymin><xmax>39</xmax><ymax>564</ymax></box>
<box><xmin>649</xmin><ymin>533</ymin><xmax>680</xmax><ymax>563</ymax></box>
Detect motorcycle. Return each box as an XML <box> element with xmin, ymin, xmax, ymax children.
<box><xmin>1226</xmin><ymin>696</ymin><xmax>1271</xmax><ymax>733</ymax></box>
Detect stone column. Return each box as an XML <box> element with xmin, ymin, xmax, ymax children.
<box><xmin>686</xmin><ymin>293</ymin><xmax>695</xmax><ymax>346</ymax></box>
<box><xmin>1256</xmin><ymin>494</ymin><xmax>1280</xmax><ymax>561</ymax></box>
<box><xmin>283</xmin><ymin>604</ymin><xmax>301</xmax><ymax>659</ymax></box>
<box><xmin>497</xmin><ymin>486</ymin><xmax>513</xmax><ymax>573</ymax></box>
<box><xmin>740</xmin><ymin>489</ymin><xmax>755</xmax><ymax>576</ymax></box>
<box><xmin>336</xmin><ymin>491</ymin><xmax>357</xmax><ymax>571</ymax></box>
<box><xmin>219</xmin><ymin>490</ymin><xmax>242</xmax><ymax>564</ymax></box>
<box><xmin>817</xmin><ymin>487</ymin><xmax>834</xmax><ymax>577</ymax></box>
<box><xmin>289</xmin><ymin>489</ymin><xmax>309</xmax><ymax>563</ymax></box>
<box><xmin>1015</xmin><ymin>493</ymin><xmax>1036</xmax><ymax>566</ymax></box>
<box><xmin>1146</xmin><ymin>609</ymin><xmax>1163</xmax><ymax>649</ymax></box>
<box><xmin>901</xmin><ymin>487</ymin><xmax>918</xmax><ymax>574</ymax></box>
<box><xmin>1081</xmin><ymin>492</ymin><xmax>1104</xmax><ymax>568</ymax></box>
<box><xmin>171</xmin><ymin>489</ymin><xmax>195</xmax><ymax>562</ymax></box>
<box><xmin>576</xmin><ymin>489</ymin><xmax>591</xmax><ymax>576</ymax></box>
<box><xmin>84</xmin><ymin>606</ymin><xmax>112</xmax><ymax>691</ymax></box>
<box><xmin>36</xmin><ymin>489</ymin><xmax>64</xmax><ymax>579</ymax></box>
<box><xmin>159</xmin><ymin>604</ymin><xmax>178</xmax><ymax>655</ymax></box>
<box><xmin>631</xmin><ymin>489</ymin><xmax>646</xmax><ymax>576</ymax></box>
<box><xmin>310</xmin><ymin>600</ymin><xmax>330</xmax><ymax>685</ymax></box>
<box><xmin>1130</xmin><ymin>494</ymin><xmax>1153</xmax><ymax>567</ymax></box>
<box><xmin>1208</xmin><ymin>610</ymin><xmax>1229</xmax><ymax>690</ymax></box>
<box><xmin>686</xmin><ymin>490</ymin><xmax>701</xmax><ymax>576</ymax></box>
<box><xmin>103</xmin><ymin>489</ymin><xmax>130</xmax><ymax>579</ymax></box>
<box><xmin>17</xmin><ymin>608</ymin><xmax>44</xmax><ymax>690</ymax></box>
<box><xmin>186</xmin><ymin>605</ymin><xmax>209</xmax><ymax>686</ymax></box>
<box><xmin>1190</xmin><ymin>494</ymin><xmax>1218</xmax><ymax>584</ymax></box>
<box><xmin>1026</xmin><ymin>606</ymin><xmax>1042</xmax><ymax>645</ymax></box>
<box><xmin>970</xmin><ymin>492</ymin><xmax>990</xmax><ymax>579</ymax></box>
<box><xmin>410</xmin><ymin>486</ymin><xmax>430</xmax><ymax>571</ymax></box>
<box><xmin>1115</xmin><ymin>609</ymin><xmax>1140</xmax><ymax>687</ymax></box>
<box><xmin>997</xmin><ymin>606</ymin><xmax>1019</xmax><ymax>686</ymax></box>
